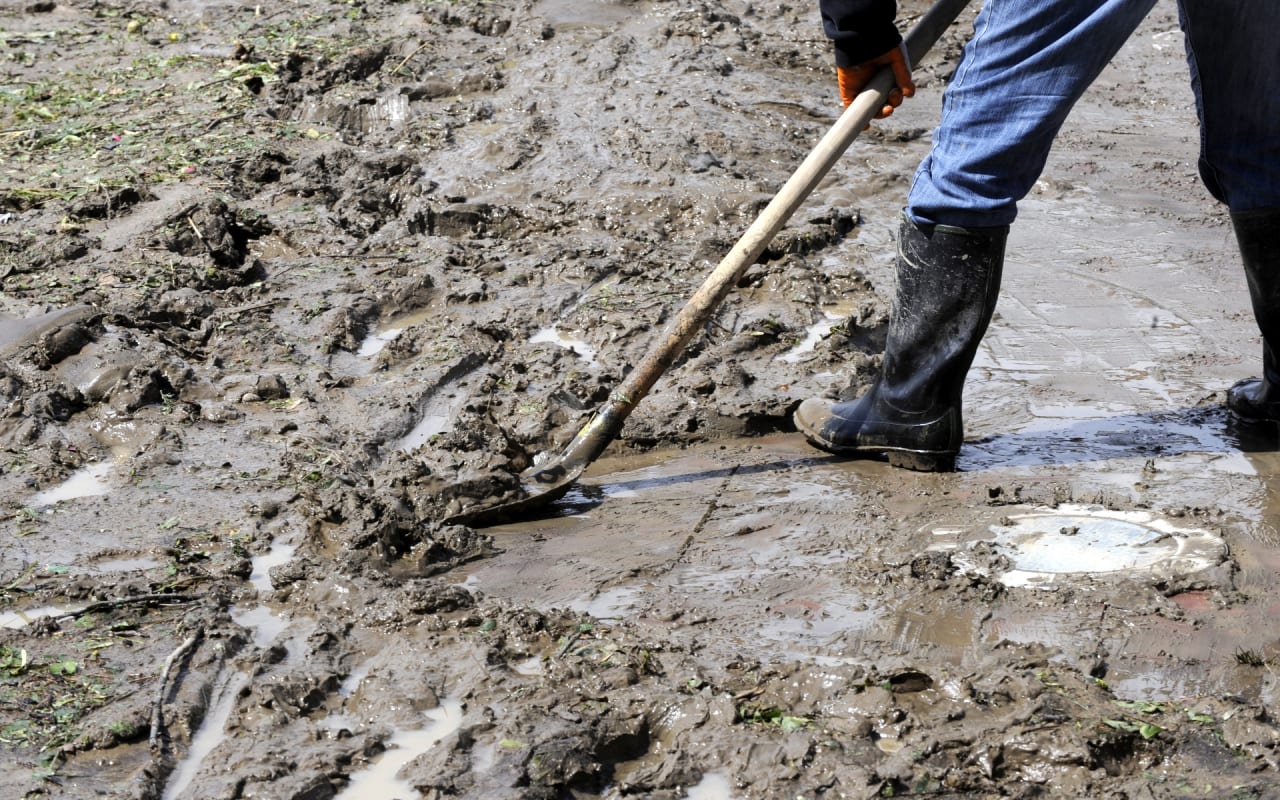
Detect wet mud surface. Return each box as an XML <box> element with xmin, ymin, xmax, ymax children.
<box><xmin>2</xmin><ymin>0</ymin><xmax>1279</xmax><ymax>797</ymax></box>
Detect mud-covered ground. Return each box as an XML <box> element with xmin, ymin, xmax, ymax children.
<box><xmin>3</xmin><ymin>0</ymin><xmax>1279</xmax><ymax>797</ymax></box>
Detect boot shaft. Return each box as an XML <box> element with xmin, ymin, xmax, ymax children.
<box><xmin>793</xmin><ymin>215</ymin><xmax>1008</xmax><ymax>467</ymax></box>
<box><xmin>1231</xmin><ymin>207</ymin><xmax>1280</xmax><ymax>385</ymax></box>
<box><xmin>879</xmin><ymin>215</ymin><xmax>1008</xmax><ymax>411</ymax></box>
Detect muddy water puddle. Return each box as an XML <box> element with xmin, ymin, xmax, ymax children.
<box><xmin>463</xmin><ymin>430</ymin><xmax>1280</xmax><ymax>703</ymax></box>
<box><xmin>537</xmin><ymin>0</ymin><xmax>636</xmax><ymax>29</ymax></box>
<box><xmin>397</xmin><ymin>381</ymin><xmax>470</xmax><ymax>452</ymax></box>
<box><xmin>529</xmin><ymin>325</ymin><xmax>601</xmax><ymax>368</ymax></box>
<box><xmin>28</xmin><ymin>417</ymin><xmax>161</xmax><ymax>508</ymax></box>
<box><xmin>357</xmin><ymin>308</ymin><xmax>436</xmax><ymax>359</ymax></box>
<box><xmin>968</xmin><ymin>192</ymin><xmax>1250</xmax><ymax>444</ymax></box>
<box><xmin>229</xmin><ymin>536</ymin><xmax>300</xmax><ymax>647</ymax></box>
<box><xmin>0</xmin><ymin>603</ymin><xmax>86</xmax><ymax>630</ymax></box>
<box><xmin>321</xmin><ymin>307</ymin><xmax>477</xmax><ymax>451</ymax></box>
<box><xmin>933</xmin><ymin>505</ymin><xmax>1228</xmax><ymax>589</ymax></box>
<box><xmin>163</xmin><ymin>540</ymin><xmax>313</xmax><ymax>798</ymax></box>
<box><xmin>1</xmin><ymin>556</ymin><xmax>163</xmax><ymax>628</ymax></box>
<box><xmin>162</xmin><ymin>669</ymin><xmax>252</xmax><ymax>800</ymax></box>
<box><xmin>684</xmin><ymin>771</ymin><xmax>735</xmax><ymax>800</ymax></box>
<box><xmin>245</xmin><ymin>538</ymin><xmax>297</xmax><ymax>593</ymax></box>
<box><xmin>333</xmin><ymin>698</ymin><xmax>464</xmax><ymax>800</ymax></box>
<box><xmin>30</xmin><ymin>461</ymin><xmax>115</xmax><ymax>507</ymax></box>
<box><xmin>461</xmin><ymin>437</ymin><xmax>897</xmax><ymax>663</ymax></box>
<box><xmin>777</xmin><ymin>300</ymin><xmax>857</xmax><ymax>364</ymax></box>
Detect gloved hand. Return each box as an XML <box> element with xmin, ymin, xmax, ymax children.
<box><xmin>836</xmin><ymin>43</ymin><xmax>915</xmax><ymax>118</ymax></box>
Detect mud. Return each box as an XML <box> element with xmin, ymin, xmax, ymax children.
<box><xmin>2</xmin><ymin>0</ymin><xmax>1279</xmax><ymax>797</ymax></box>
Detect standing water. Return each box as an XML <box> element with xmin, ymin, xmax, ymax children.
<box><xmin>334</xmin><ymin>698</ymin><xmax>465</xmax><ymax>799</ymax></box>
<box><xmin>161</xmin><ymin>670</ymin><xmax>252</xmax><ymax>800</ymax></box>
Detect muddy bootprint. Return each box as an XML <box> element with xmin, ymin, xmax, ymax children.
<box><xmin>1</xmin><ymin>0</ymin><xmax>1278</xmax><ymax>798</ymax></box>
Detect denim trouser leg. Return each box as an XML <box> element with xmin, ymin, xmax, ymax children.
<box><xmin>906</xmin><ymin>0</ymin><xmax>1158</xmax><ymax>228</ymax></box>
<box><xmin>1179</xmin><ymin>0</ymin><xmax>1280</xmax><ymax>212</ymax></box>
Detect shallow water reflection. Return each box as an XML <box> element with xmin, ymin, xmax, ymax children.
<box><xmin>333</xmin><ymin>698</ymin><xmax>464</xmax><ymax>800</ymax></box>
<box><xmin>684</xmin><ymin>770</ymin><xmax>735</xmax><ymax>800</ymax></box>
<box><xmin>529</xmin><ymin>325</ymin><xmax>600</xmax><ymax>368</ymax></box>
<box><xmin>31</xmin><ymin>461</ymin><xmax>114</xmax><ymax>508</ymax></box>
<box><xmin>0</xmin><ymin>603</ymin><xmax>84</xmax><ymax>630</ymax></box>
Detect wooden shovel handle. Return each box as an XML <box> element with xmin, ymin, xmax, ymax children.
<box><xmin>604</xmin><ymin>0</ymin><xmax>974</xmax><ymax>419</ymax></box>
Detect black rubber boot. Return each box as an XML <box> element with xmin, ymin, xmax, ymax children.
<box><xmin>1226</xmin><ymin>207</ymin><xmax>1280</xmax><ymax>429</ymax></box>
<box><xmin>794</xmin><ymin>214</ymin><xmax>1006</xmax><ymax>471</ymax></box>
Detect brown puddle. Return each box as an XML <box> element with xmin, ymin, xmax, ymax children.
<box><xmin>160</xmin><ymin>669</ymin><xmax>252</xmax><ymax>800</ymax></box>
<box><xmin>30</xmin><ymin>461</ymin><xmax>115</xmax><ymax>507</ymax></box>
<box><xmin>229</xmin><ymin>537</ymin><xmax>301</xmax><ymax>648</ymax></box>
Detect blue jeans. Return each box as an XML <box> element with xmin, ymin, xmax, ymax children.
<box><xmin>907</xmin><ymin>0</ymin><xmax>1280</xmax><ymax>228</ymax></box>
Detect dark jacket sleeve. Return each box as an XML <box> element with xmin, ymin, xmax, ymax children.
<box><xmin>819</xmin><ymin>0</ymin><xmax>902</xmax><ymax>67</ymax></box>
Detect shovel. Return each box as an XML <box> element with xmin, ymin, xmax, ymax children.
<box><xmin>446</xmin><ymin>0</ymin><xmax>973</xmax><ymax>527</ymax></box>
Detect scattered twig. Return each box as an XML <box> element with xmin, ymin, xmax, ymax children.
<box><xmin>214</xmin><ymin>299</ymin><xmax>278</xmax><ymax>318</ymax></box>
<box><xmin>186</xmin><ymin>215</ymin><xmax>211</xmax><ymax>254</ymax></box>
<box><xmin>251</xmin><ymin>4</ymin><xmax>295</xmax><ymax>22</ymax></box>
<box><xmin>150</xmin><ymin>628</ymin><xmax>203</xmax><ymax>752</ymax></box>
<box><xmin>204</xmin><ymin>113</ymin><xmax>242</xmax><ymax>132</ymax></box>
<box><xmin>392</xmin><ymin>41</ymin><xmax>429</xmax><ymax>76</ymax></box>
<box><xmin>193</xmin><ymin>76</ymin><xmax>238</xmax><ymax>92</ymax></box>
<box><xmin>65</xmin><ymin>593</ymin><xmax>204</xmax><ymax>620</ymax></box>
<box><xmin>556</xmin><ymin>630</ymin><xmax>583</xmax><ymax>659</ymax></box>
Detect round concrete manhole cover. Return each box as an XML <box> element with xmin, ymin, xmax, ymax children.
<box><xmin>938</xmin><ymin>504</ymin><xmax>1228</xmax><ymax>589</ymax></box>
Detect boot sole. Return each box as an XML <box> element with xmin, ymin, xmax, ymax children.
<box><xmin>1225</xmin><ymin>409</ymin><xmax>1280</xmax><ymax>445</ymax></box>
<box><xmin>1228</xmin><ymin>411</ymin><xmax>1280</xmax><ymax>431</ymax></box>
<box><xmin>799</xmin><ymin>430</ymin><xmax>957</xmax><ymax>472</ymax></box>
<box><xmin>887</xmin><ymin>450</ymin><xmax>956</xmax><ymax>472</ymax></box>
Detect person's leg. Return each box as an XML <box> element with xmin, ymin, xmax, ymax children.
<box><xmin>796</xmin><ymin>0</ymin><xmax>1159</xmax><ymax>467</ymax></box>
<box><xmin>909</xmin><ymin>0</ymin><xmax>1159</xmax><ymax>228</ymax></box>
<box><xmin>1179</xmin><ymin>0</ymin><xmax>1280</xmax><ymax>427</ymax></box>
<box><xmin>1178</xmin><ymin>0</ymin><xmax>1280</xmax><ymax>213</ymax></box>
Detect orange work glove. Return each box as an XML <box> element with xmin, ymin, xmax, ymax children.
<box><xmin>836</xmin><ymin>43</ymin><xmax>915</xmax><ymax>118</ymax></box>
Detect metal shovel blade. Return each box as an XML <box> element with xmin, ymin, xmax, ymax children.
<box><xmin>442</xmin><ymin>403</ymin><xmax>626</xmax><ymax>526</ymax></box>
